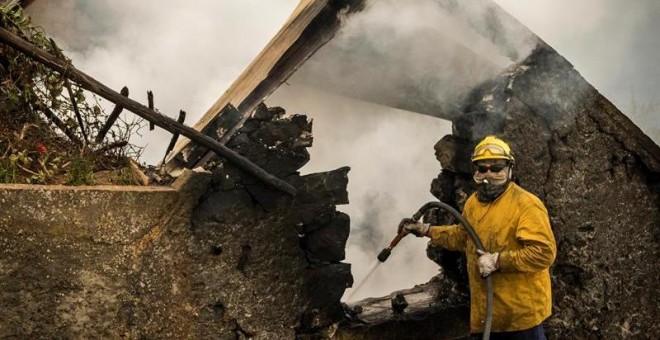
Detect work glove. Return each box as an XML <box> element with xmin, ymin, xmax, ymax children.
<box><xmin>397</xmin><ymin>218</ymin><xmax>430</xmax><ymax>237</ymax></box>
<box><xmin>476</xmin><ymin>249</ymin><xmax>500</xmax><ymax>278</ymax></box>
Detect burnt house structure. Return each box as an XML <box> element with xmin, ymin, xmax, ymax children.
<box><xmin>163</xmin><ymin>1</ymin><xmax>659</xmax><ymax>338</ymax></box>
<box><xmin>2</xmin><ymin>0</ymin><xmax>658</xmax><ymax>338</ymax></box>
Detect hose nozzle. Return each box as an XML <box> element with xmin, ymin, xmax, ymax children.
<box><xmin>377</xmin><ymin>247</ymin><xmax>392</xmax><ymax>262</ymax></box>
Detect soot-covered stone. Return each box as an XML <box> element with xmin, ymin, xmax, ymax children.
<box><xmin>427</xmin><ymin>44</ymin><xmax>660</xmax><ymax>338</ymax></box>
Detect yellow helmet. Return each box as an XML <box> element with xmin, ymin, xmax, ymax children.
<box><xmin>471</xmin><ymin>136</ymin><xmax>515</xmax><ymax>163</ymax></box>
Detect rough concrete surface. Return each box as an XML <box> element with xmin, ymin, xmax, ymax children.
<box><xmin>0</xmin><ymin>184</ymin><xmax>180</xmax><ymax>338</ymax></box>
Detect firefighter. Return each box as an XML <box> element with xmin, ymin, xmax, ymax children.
<box><xmin>402</xmin><ymin>135</ymin><xmax>556</xmax><ymax>339</ymax></box>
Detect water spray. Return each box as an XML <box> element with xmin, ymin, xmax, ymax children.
<box><xmin>375</xmin><ymin>201</ymin><xmax>494</xmax><ymax>340</ymax></box>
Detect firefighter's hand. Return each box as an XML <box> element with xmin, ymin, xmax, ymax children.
<box><xmin>476</xmin><ymin>249</ymin><xmax>500</xmax><ymax>278</ymax></box>
<box><xmin>397</xmin><ymin>218</ymin><xmax>430</xmax><ymax>237</ymax></box>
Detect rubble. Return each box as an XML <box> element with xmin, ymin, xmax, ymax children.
<box><xmin>335</xmin><ymin>275</ymin><xmax>469</xmax><ymax>339</ymax></box>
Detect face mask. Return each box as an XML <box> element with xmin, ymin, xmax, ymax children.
<box><xmin>473</xmin><ymin>167</ymin><xmax>511</xmax><ymax>202</ymax></box>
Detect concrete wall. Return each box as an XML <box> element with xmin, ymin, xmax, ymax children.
<box><xmin>0</xmin><ymin>182</ymin><xmax>183</xmax><ymax>337</ymax></box>
<box><xmin>0</xmin><ymin>106</ymin><xmax>353</xmax><ymax>338</ymax></box>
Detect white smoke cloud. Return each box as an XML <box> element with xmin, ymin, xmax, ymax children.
<box><xmin>289</xmin><ymin>0</ymin><xmax>518</xmax><ymax>119</ymax></box>
<box><xmin>272</xmin><ymin>0</ymin><xmax>539</xmax><ymax>301</ymax></box>
<box><xmin>27</xmin><ymin>0</ymin><xmax>300</xmax><ymax>164</ymax></box>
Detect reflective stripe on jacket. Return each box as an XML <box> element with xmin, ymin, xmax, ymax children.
<box><xmin>429</xmin><ymin>182</ymin><xmax>556</xmax><ymax>333</ymax></box>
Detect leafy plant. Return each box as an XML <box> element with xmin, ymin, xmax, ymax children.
<box><xmin>66</xmin><ymin>157</ymin><xmax>94</xmax><ymax>185</ymax></box>
<box><xmin>0</xmin><ymin>3</ymin><xmax>146</xmax><ymax>185</ymax></box>
<box><xmin>115</xmin><ymin>167</ymin><xmax>140</xmax><ymax>185</ymax></box>
<box><xmin>27</xmin><ymin>151</ymin><xmax>61</xmax><ymax>184</ymax></box>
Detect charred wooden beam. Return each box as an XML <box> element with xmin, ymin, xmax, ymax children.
<box><xmin>338</xmin><ymin>278</ymin><xmax>469</xmax><ymax>339</ymax></box>
<box><xmin>95</xmin><ymin>86</ymin><xmax>129</xmax><ymax>143</ymax></box>
<box><xmin>147</xmin><ymin>90</ymin><xmax>155</xmax><ymax>130</ymax></box>
<box><xmin>165</xmin><ymin>0</ymin><xmax>367</xmax><ymax>172</ymax></box>
<box><xmin>162</xmin><ymin>109</ymin><xmax>186</xmax><ymax>164</ymax></box>
<box><xmin>164</xmin><ymin>103</ymin><xmax>241</xmax><ymax>170</ymax></box>
<box><xmin>0</xmin><ymin>26</ymin><xmax>297</xmax><ymax>195</ymax></box>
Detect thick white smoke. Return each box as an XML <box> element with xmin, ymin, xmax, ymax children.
<box><xmin>269</xmin><ymin>85</ymin><xmax>449</xmax><ymax>301</ymax></box>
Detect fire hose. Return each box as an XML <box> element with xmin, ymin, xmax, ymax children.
<box><xmin>377</xmin><ymin>201</ymin><xmax>494</xmax><ymax>340</ymax></box>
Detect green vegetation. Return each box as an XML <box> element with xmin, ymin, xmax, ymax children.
<box><xmin>66</xmin><ymin>157</ymin><xmax>94</xmax><ymax>185</ymax></box>
<box><xmin>0</xmin><ymin>3</ymin><xmax>145</xmax><ymax>185</ymax></box>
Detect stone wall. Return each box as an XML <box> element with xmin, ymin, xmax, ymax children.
<box><xmin>0</xmin><ymin>105</ymin><xmax>353</xmax><ymax>338</ymax></box>
<box><xmin>187</xmin><ymin>105</ymin><xmax>353</xmax><ymax>338</ymax></box>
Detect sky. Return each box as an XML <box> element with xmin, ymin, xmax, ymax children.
<box><xmin>26</xmin><ymin>0</ymin><xmax>660</xmax><ymax>301</ymax></box>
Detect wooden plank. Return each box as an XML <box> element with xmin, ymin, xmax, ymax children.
<box><xmin>36</xmin><ymin>104</ymin><xmax>82</xmax><ymax>145</ymax></box>
<box><xmin>147</xmin><ymin>90</ymin><xmax>155</xmax><ymax>130</ymax></box>
<box><xmin>50</xmin><ymin>38</ymin><xmax>88</xmax><ymax>142</ymax></box>
<box><xmin>166</xmin><ymin>0</ymin><xmax>329</xmax><ymax>170</ymax></box>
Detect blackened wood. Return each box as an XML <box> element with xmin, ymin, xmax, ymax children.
<box><xmin>162</xmin><ymin>110</ymin><xmax>186</xmax><ymax>164</ymax></box>
<box><xmin>93</xmin><ymin>140</ymin><xmax>128</xmax><ymax>154</ymax></box>
<box><xmin>0</xmin><ymin>26</ymin><xmax>296</xmax><ymax>195</ymax></box>
<box><xmin>191</xmin><ymin>103</ymin><xmax>242</xmax><ymax>168</ymax></box>
<box><xmin>171</xmin><ymin>1</ymin><xmax>366</xmax><ymax>171</ymax></box>
<box><xmin>95</xmin><ymin>86</ymin><xmax>129</xmax><ymax>143</ymax></box>
<box><xmin>147</xmin><ymin>90</ymin><xmax>155</xmax><ymax>130</ymax></box>
<box><xmin>64</xmin><ymin>75</ymin><xmax>87</xmax><ymax>142</ymax></box>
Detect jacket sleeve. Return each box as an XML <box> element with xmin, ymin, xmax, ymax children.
<box><xmin>498</xmin><ymin>199</ymin><xmax>557</xmax><ymax>273</ymax></box>
<box><xmin>428</xmin><ymin>224</ymin><xmax>468</xmax><ymax>252</ymax></box>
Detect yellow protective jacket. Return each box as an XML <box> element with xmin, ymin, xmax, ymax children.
<box><xmin>429</xmin><ymin>182</ymin><xmax>556</xmax><ymax>333</ymax></box>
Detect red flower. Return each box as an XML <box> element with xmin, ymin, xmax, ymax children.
<box><xmin>35</xmin><ymin>142</ymin><xmax>47</xmax><ymax>155</ymax></box>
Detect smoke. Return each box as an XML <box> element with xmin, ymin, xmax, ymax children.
<box><xmin>494</xmin><ymin>0</ymin><xmax>660</xmax><ymax>142</ymax></box>
<box><xmin>289</xmin><ymin>0</ymin><xmax>524</xmax><ymax>119</ymax></box>
<box><xmin>26</xmin><ymin>0</ymin><xmax>300</xmax><ymax>164</ymax></box>
<box><xmin>272</xmin><ymin>0</ymin><xmax>540</xmax><ymax>301</ymax></box>
<box><xmin>269</xmin><ymin>84</ymin><xmax>449</xmax><ymax>301</ymax></box>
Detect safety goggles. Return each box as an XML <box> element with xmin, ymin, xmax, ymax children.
<box><xmin>473</xmin><ymin>162</ymin><xmax>509</xmax><ymax>173</ymax></box>
<box><xmin>472</xmin><ymin>144</ymin><xmax>510</xmax><ymax>160</ymax></box>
